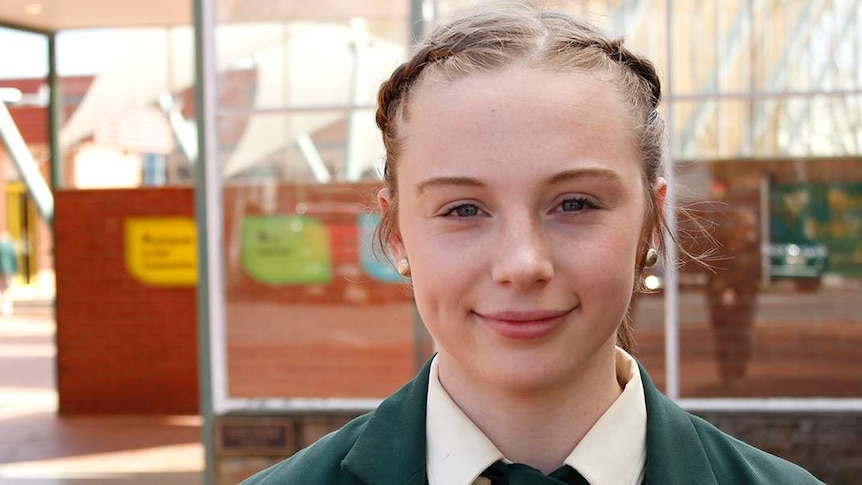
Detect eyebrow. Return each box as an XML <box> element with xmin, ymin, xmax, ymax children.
<box><xmin>415</xmin><ymin>176</ymin><xmax>484</xmax><ymax>195</ymax></box>
<box><xmin>415</xmin><ymin>167</ymin><xmax>623</xmax><ymax>194</ymax></box>
<box><xmin>547</xmin><ymin>168</ymin><xmax>624</xmax><ymax>185</ymax></box>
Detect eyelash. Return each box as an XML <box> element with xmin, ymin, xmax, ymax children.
<box><xmin>443</xmin><ymin>203</ymin><xmax>485</xmax><ymax>218</ymax></box>
<box><xmin>556</xmin><ymin>196</ymin><xmax>600</xmax><ymax>213</ymax></box>
<box><xmin>441</xmin><ymin>197</ymin><xmax>599</xmax><ymax>218</ymax></box>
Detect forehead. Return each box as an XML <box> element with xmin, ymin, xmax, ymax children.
<box><xmin>399</xmin><ymin>66</ymin><xmax>641</xmax><ymax>183</ymax></box>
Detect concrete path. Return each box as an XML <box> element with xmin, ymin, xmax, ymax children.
<box><xmin>0</xmin><ymin>303</ymin><xmax>203</xmax><ymax>485</ymax></box>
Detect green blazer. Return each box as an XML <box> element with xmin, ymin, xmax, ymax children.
<box><xmin>241</xmin><ymin>360</ymin><xmax>823</xmax><ymax>485</ymax></box>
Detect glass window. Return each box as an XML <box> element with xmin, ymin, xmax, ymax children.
<box><xmin>675</xmin><ymin>158</ymin><xmax>862</xmax><ymax>398</ymax></box>
<box><xmin>214</xmin><ymin>1</ymin><xmax>423</xmax><ymax>405</ymax></box>
<box><xmin>203</xmin><ymin>0</ymin><xmax>862</xmax><ymax>408</ymax></box>
<box><xmin>57</xmin><ymin>28</ymin><xmax>197</xmax><ymax>188</ymax></box>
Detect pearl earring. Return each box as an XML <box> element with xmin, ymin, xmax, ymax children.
<box><xmin>644</xmin><ymin>248</ymin><xmax>658</xmax><ymax>268</ymax></box>
<box><xmin>396</xmin><ymin>258</ymin><xmax>411</xmax><ymax>277</ymax></box>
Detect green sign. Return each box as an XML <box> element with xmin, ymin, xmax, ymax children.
<box><xmin>771</xmin><ymin>182</ymin><xmax>862</xmax><ymax>277</ymax></box>
<box><xmin>241</xmin><ymin>215</ymin><xmax>332</xmax><ymax>285</ymax></box>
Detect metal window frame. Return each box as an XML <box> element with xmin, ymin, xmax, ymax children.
<box><xmin>193</xmin><ymin>2</ymin><xmax>862</xmax><ymax>452</ymax></box>
<box><xmin>662</xmin><ymin>0</ymin><xmax>862</xmax><ymax>413</ymax></box>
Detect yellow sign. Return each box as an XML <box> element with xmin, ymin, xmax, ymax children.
<box><xmin>125</xmin><ymin>217</ymin><xmax>197</xmax><ymax>286</ymax></box>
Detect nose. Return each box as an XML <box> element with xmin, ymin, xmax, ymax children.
<box><xmin>491</xmin><ymin>218</ymin><xmax>554</xmax><ymax>289</ymax></box>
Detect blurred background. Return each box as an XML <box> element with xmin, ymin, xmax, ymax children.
<box><xmin>0</xmin><ymin>0</ymin><xmax>860</xmax><ymax>483</ymax></box>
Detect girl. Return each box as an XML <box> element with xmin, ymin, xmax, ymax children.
<box><xmin>243</xmin><ymin>2</ymin><xmax>823</xmax><ymax>484</ymax></box>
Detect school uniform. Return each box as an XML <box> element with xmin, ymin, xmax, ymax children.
<box><xmin>241</xmin><ymin>351</ymin><xmax>823</xmax><ymax>485</ymax></box>
<box><xmin>426</xmin><ymin>349</ymin><xmax>646</xmax><ymax>485</ymax></box>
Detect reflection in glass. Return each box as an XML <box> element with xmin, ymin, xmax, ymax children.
<box><xmin>212</xmin><ymin>5</ymin><xmax>419</xmax><ymax>400</ymax></box>
<box><xmin>676</xmin><ymin>159</ymin><xmax>862</xmax><ymax>398</ymax></box>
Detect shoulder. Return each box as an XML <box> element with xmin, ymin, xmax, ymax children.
<box><xmin>239</xmin><ymin>413</ymin><xmax>372</xmax><ymax>485</ymax></box>
<box><xmin>638</xmin><ymin>362</ymin><xmax>823</xmax><ymax>484</ymax></box>
<box><xmin>240</xmin><ymin>358</ymin><xmax>435</xmax><ymax>485</ymax></box>
<box><xmin>684</xmin><ymin>412</ymin><xmax>824</xmax><ymax>484</ymax></box>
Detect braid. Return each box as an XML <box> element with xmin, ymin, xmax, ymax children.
<box><xmin>604</xmin><ymin>39</ymin><xmax>662</xmax><ymax>110</ymax></box>
<box><xmin>376</xmin><ymin>42</ymin><xmax>462</xmax><ymax>185</ymax></box>
<box><xmin>542</xmin><ymin>11</ymin><xmax>661</xmax><ymax>114</ymax></box>
<box><xmin>375</xmin><ymin>52</ymin><xmax>426</xmax><ymax>188</ymax></box>
<box><xmin>375</xmin><ymin>54</ymin><xmax>429</xmax><ymax>133</ymax></box>
<box><xmin>376</xmin><ymin>30</ymin><xmax>483</xmax><ymax>131</ymax></box>
<box><xmin>374</xmin><ymin>43</ymin><xmax>450</xmax><ymax>260</ymax></box>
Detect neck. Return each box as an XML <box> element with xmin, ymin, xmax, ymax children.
<box><xmin>437</xmin><ymin>343</ymin><xmax>622</xmax><ymax>474</ymax></box>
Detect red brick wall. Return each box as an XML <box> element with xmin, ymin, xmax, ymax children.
<box><xmin>221</xmin><ymin>183</ymin><xmax>419</xmax><ymax>400</ymax></box>
<box><xmin>55</xmin><ymin>187</ymin><xmax>198</xmax><ymax>414</ymax></box>
<box><xmin>54</xmin><ymin>184</ymin><xmax>419</xmax><ymax>414</ymax></box>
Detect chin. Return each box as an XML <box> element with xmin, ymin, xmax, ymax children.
<box><xmin>492</xmin><ymin>341</ymin><xmax>617</xmax><ymax>393</ymax></box>
<box><xmin>482</xmin><ymin>357</ymin><xmax>578</xmax><ymax>393</ymax></box>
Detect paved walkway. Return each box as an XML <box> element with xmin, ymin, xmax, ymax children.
<box><xmin>0</xmin><ymin>303</ymin><xmax>203</xmax><ymax>485</ymax></box>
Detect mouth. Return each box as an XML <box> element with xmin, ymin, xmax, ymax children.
<box><xmin>474</xmin><ymin>308</ymin><xmax>573</xmax><ymax>340</ymax></box>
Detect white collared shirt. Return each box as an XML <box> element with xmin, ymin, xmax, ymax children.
<box><xmin>426</xmin><ymin>348</ymin><xmax>647</xmax><ymax>485</ymax></box>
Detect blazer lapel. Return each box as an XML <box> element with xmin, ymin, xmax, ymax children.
<box><xmin>639</xmin><ymin>363</ymin><xmax>719</xmax><ymax>485</ymax></box>
<box><xmin>341</xmin><ymin>359</ymin><xmax>433</xmax><ymax>485</ymax></box>
<box><xmin>342</xmin><ymin>358</ymin><xmax>719</xmax><ymax>485</ymax></box>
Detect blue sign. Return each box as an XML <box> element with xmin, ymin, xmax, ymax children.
<box><xmin>358</xmin><ymin>213</ymin><xmax>404</xmax><ymax>283</ymax></box>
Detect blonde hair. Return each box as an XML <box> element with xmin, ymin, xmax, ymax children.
<box><xmin>375</xmin><ymin>1</ymin><xmax>668</xmax><ymax>350</ymax></box>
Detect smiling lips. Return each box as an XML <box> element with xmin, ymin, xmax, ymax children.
<box><xmin>476</xmin><ymin>309</ymin><xmax>573</xmax><ymax>340</ymax></box>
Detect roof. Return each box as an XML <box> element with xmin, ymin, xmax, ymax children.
<box><xmin>0</xmin><ymin>0</ymin><xmax>408</xmax><ymax>33</ymax></box>
<box><xmin>0</xmin><ymin>0</ymin><xmax>190</xmax><ymax>33</ymax></box>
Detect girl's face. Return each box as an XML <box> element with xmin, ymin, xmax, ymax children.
<box><xmin>382</xmin><ymin>66</ymin><xmax>656</xmax><ymax>393</ymax></box>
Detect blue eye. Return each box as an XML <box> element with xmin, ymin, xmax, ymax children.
<box><xmin>559</xmin><ymin>197</ymin><xmax>597</xmax><ymax>212</ymax></box>
<box><xmin>445</xmin><ymin>203</ymin><xmax>481</xmax><ymax>217</ymax></box>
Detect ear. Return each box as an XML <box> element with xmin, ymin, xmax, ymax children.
<box><xmin>655</xmin><ymin>176</ymin><xmax>667</xmax><ymax>209</ymax></box>
<box><xmin>377</xmin><ymin>188</ymin><xmax>406</xmax><ymax>261</ymax></box>
<box><xmin>651</xmin><ymin>177</ymin><xmax>668</xmax><ymax>247</ymax></box>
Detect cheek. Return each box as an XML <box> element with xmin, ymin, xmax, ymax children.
<box><xmin>398</xmin><ymin>229</ymin><xmax>482</xmax><ymax>327</ymax></box>
<box><xmin>406</xmin><ymin>234</ymin><xmax>476</xmax><ymax>293</ymax></box>
<box><xmin>575</xmin><ymin>243</ymin><xmax>639</xmax><ymax>331</ymax></box>
<box><xmin>571</xmin><ymin>225</ymin><xmax>641</xmax><ymax>290</ymax></box>
<box><xmin>591</xmin><ymin>243</ymin><xmax>637</xmax><ymax>286</ymax></box>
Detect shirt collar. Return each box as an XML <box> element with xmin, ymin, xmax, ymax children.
<box><xmin>564</xmin><ymin>348</ymin><xmax>647</xmax><ymax>485</ymax></box>
<box><xmin>426</xmin><ymin>356</ymin><xmax>502</xmax><ymax>485</ymax></box>
<box><xmin>426</xmin><ymin>348</ymin><xmax>647</xmax><ymax>485</ymax></box>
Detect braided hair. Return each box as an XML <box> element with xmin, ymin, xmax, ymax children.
<box><xmin>374</xmin><ymin>1</ymin><xmax>668</xmax><ymax>351</ymax></box>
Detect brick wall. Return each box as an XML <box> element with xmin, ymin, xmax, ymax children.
<box><xmin>54</xmin><ymin>183</ymin><xmax>418</xmax><ymax>414</ymax></box>
<box><xmin>53</xmin><ymin>187</ymin><xmax>861</xmax><ymax>484</ymax></box>
<box><xmin>696</xmin><ymin>411</ymin><xmax>862</xmax><ymax>485</ymax></box>
<box><xmin>55</xmin><ymin>187</ymin><xmax>198</xmax><ymax>414</ymax></box>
